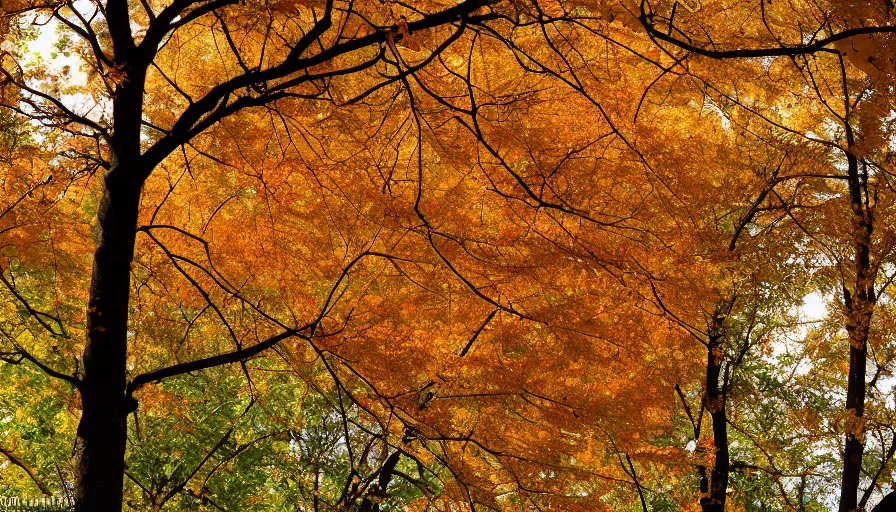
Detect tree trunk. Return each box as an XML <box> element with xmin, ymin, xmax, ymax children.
<box><xmin>838</xmin><ymin>152</ymin><xmax>875</xmax><ymax>512</ymax></box>
<box><xmin>839</xmin><ymin>335</ymin><xmax>868</xmax><ymax>512</ymax></box>
<box><xmin>73</xmin><ymin>70</ymin><xmax>146</xmax><ymax>512</ymax></box>
<box><xmin>701</xmin><ymin>335</ymin><xmax>729</xmax><ymax>512</ymax></box>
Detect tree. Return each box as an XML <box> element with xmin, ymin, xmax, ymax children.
<box><xmin>0</xmin><ymin>1</ymin><xmax>704</xmax><ymax>510</ymax></box>
<box><xmin>4</xmin><ymin>0</ymin><xmax>896</xmax><ymax>510</ymax></box>
<box><xmin>638</xmin><ymin>0</ymin><xmax>896</xmax><ymax>509</ymax></box>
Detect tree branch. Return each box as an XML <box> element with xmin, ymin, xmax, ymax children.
<box><xmin>127</xmin><ymin>330</ymin><xmax>301</xmax><ymax>395</ymax></box>
<box><xmin>640</xmin><ymin>6</ymin><xmax>896</xmax><ymax>59</ymax></box>
<box><xmin>0</xmin><ymin>445</ymin><xmax>53</xmax><ymax>496</ymax></box>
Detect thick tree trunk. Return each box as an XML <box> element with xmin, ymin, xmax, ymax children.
<box><xmin>73</xmin><ymin>179</ymin><xmax>140</xmax><ymax>512</ymax></box>
<box><xmin>700</xmin><ymin>336</ymin><xmax>729</xmax><ymax>512</ymax></box>
<box><xmin>838</xmin><ymin>152</ymin><xmax>875</xmax><ymax>512</ymax></box>
<box><xmin>73</xmin><ymin>176</ymin><xmax>141</xmax><ymax>512</ymax></box>
<box><xmin>73</xmin><ymin>71</ymin><xmax>146</xmax><ymax>512</ymax></box>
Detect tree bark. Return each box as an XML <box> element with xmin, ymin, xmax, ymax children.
<box><xmin>700</xmin><ymin>334</ymin><xmax>729</xmax><ymax>512</ymax></box>
<box><xmin>73</xmin><ymin>67</ymin><xmax>146</xmax><ymax>512</ymax></box>
<box><xmin>838</xmin><ymin>151</ymin><xmax>875</xmax><ymax>512</ymax></box>
<box><xmin>73</xmin><ymin>178</ymin><xmax>141</xmax><ymax>512</ymax></box>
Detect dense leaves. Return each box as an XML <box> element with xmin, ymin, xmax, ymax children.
<box><xmin>0</xmin><ymin>0</ymin><xmax>895</xmax><ymax>511</ymax></box>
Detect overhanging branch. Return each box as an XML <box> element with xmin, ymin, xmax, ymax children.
<box><xmin>127</xmin><ymin>329</ymin><xmax>302</xmax><ymax>395</ymax></box>
<box><xmin>640</xmin><ymin>3</ymin><xmax>896</xmax><ymax>59</ymax></box>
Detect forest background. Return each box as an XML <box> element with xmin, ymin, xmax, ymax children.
<box><xmin>0</xmin><ymin>0</ymin><xmax>895</xmax><ymax>511</ymax></box>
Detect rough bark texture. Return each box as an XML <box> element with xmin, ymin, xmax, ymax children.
<box><xmin>838</xmin><ymin>151</ymin><xmax>875</xmax><ymax>512</ymax></box>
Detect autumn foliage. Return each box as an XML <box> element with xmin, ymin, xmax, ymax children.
<box><xmin>0</xmin><ymin>0</ymin><xmax>894</xmax><ymax>511</ymax></box>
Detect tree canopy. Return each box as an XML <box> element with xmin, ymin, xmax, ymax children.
<box><xmin>0</xmin><ymin>0</ymin><xmax>895</xmax><ymax>511</ymax></box>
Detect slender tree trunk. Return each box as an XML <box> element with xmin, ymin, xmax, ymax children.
<box><xmin>839</xmin><ymin>335</ymin><xmax>868</xmax><ymax>512</ymax></box>
<box><xmin>701</xmin><ymin>334</ymin><xmax>729</xmax><ymax>512</ymax></box>
<box><xmin>798</xmin><ymin>475</ymin><xmax>807</xmax><ymax>512</ymax></box>
<box><xmin>839</xmin><ymin>152</ymin><xmax>875</xmax><ymax>512</ymax></box>
<box><xmin>73</xmin><ymin>70</ymin><xmax>146</xmax><ymax>512</ymax></box>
